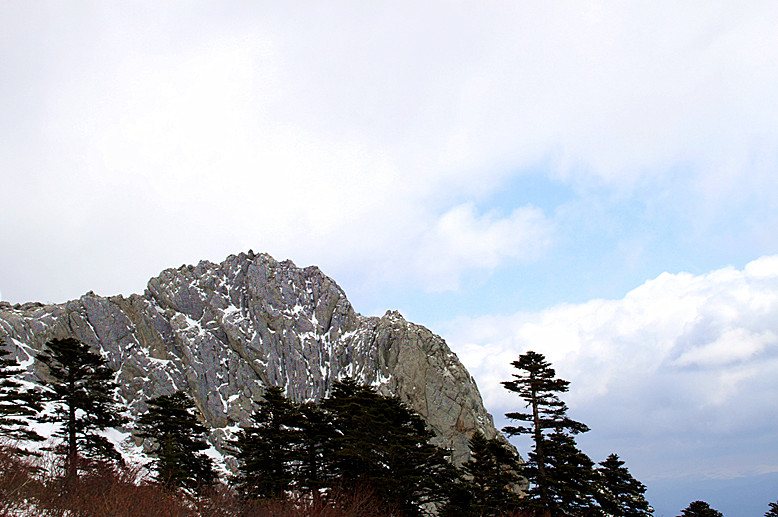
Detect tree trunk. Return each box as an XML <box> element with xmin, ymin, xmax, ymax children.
<box><xmin>531</xmin><ymin>379</ymin><xmax>550</xmax><ymax>509</ymax></box>
<box><xmin>66</xmin><ymin>375</ymin><xmax>77</xmax><ymax>486</ymax></box>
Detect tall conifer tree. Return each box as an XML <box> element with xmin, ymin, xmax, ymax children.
<box><xmin>448</xmin><ymin>431</ymin><xmax>523</xmax><ymax>516</ymax></box>
<box><xmin>36</xmin><ymin>337</ymin><xmax>127</xmax><ymax>482</ymax></box>
<box><xmin>323</xmin><ymin>378</ymin><xmax>457</xmax><ymax>516</ymax></box>
<box><xmin>231</xmin><ymin>386</ymin><xmax>300</xmax><ymax>500</ymax></box>
<box><xmin>502</xmin><ymin>350</ymin><xmax>597</xmax><ymax>513</ymax></box>
<box><xmin>539</xmin><ymin>431</ymin><xmax>600</xmax><ymax>512</ymax></box>
<box><xmin>294</xmin><ymin>400</ymin><xmax>335</xmax><ymax>497</ymax></box>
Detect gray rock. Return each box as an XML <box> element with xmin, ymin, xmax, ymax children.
<box><xmin>0</xmin><ymin>251</ymin><xmax>509</xmax><ymax>465</ymax></box>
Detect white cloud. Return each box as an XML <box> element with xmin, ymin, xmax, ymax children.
<box><xmin>441</xmin><ymin>256</ymin><xmax>778</xmax><ymax>477</ymax></box>
<box><xmin>3</xmin><ymin>2</ymin><xmax>778</xmax><ymax>304</ymax></box>
<box><xmin>414</xmin><ymin>202</ymin><xmax>553</xmax><ymax>291</ymax></box>
<box><xmin>673</xmin><ymin>328</ymin><xmax>774</xmax><ymax>368</ymax></box>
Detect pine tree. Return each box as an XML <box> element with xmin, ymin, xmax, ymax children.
<box><xmin>540</xmin><ymin>431</ymin><xmax>600</xmax><ymax>512</ymax></box>
<box><xmin>35</xmin><ymin>337</ymin><xmax>127</xmax><ymax>482</ymax></box>
<box><xmin>230</xmin><ymin>385</ymin><xmax>300</xmax><ymax>500</ymax></box>
<box><xmin>766</xmin><ymin>501</ymin><xmax>778</xmax><ymax>517</ymax></box>
<box><xmin>453</xmin><ymin>431</ymin><xmax>523</xmax><ymax>516</ymax></box>
<box><xmin>680</xmin><ymin>500</ymin><xmax>723</xmax><ymax>517</ymax></box>
<box><xmin>596</xmin><ymin>453</ymin><xmax>653</xmax><ymax>516</ymax></box>
<box><xmin>322</xmin><ymin>378</ymin><xmax>377</xmax><ymax>485</ymax></box>
<box><xmin>294</xmin><ymin>400</ymin><xmax>335</xmax><ymax>497</ymax></box>
<box><xmin>324</xmin><ymin>378</ymin><xmax>457</xmax><ymax>516</ymax></box>
<box><xmin>135</xmin><ymin>391</ymin><xmax>216</xmax><ymax>494</ymax></box>
<box><xmin>0</xmin><ymin>337</ymin><xmax>43</xmax><ymax>449</ymax></box>
<box><xmin>502</xmin><ymin>350</ymin><xmax>597</xmax><ymax>513</ymax></box>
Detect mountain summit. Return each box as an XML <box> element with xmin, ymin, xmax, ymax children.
<box><xmin>0</xmin><ymin>251</ymin><xmax>502</xmax><ymax>464</ymax></box>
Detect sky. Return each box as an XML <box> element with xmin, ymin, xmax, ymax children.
<box><xmin>2</xmin><ymin>2</ymin><xmax>777</xmax><ymax>515</ymax></box>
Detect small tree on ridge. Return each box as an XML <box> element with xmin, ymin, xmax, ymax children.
<box><xmin>680</xmin><ymin>500</ymin><xmax>723</xmax><ymax>517</ymax></box>
<box><xmin>596</xmin><ymin>453</ymin><xmax>653</xmax><ymax>516</ymax></box>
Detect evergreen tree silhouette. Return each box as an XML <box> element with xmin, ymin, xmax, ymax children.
<box><xmin>596</xmin><ymin>453</ymin><xmax>653</xmax><ymax>516</ymax></box>
<box><xmin>36</xmin><ymin>337</ymin><xmax>127</xmax><ymax>483</ymax></box>
<box><xmin>136</xmin><ymin>391</ymin><xmax>216</xmax><ymax>494</ymax></box>
<box><xmin>680</xmin><ymin>500</ymin><xmax>723</xmax><ymax>517</ymax></box>
<box><xmin>0</xmin><ymin>336</ymin><xmax>43</xmax><ymax>450</ymax></box>
<box><xmin>502</xmin><ymin>350</ymin><xmax>598</xmax><ymax>513</ymax></box>
<box><xmin>230</xmin><ymin>386</ymin><xmax>300</xmax><ymax>500</ymax></box>
<box><xmin>324</xmin><ymin>378</ymin><xmax>457</xmax><ymax>516</ymax></box>
<box><xmin>294</xmin><ymin>400</ymin><xmax>336</xmax><ymax>497</ymax></box>
<box><xmin>441</xmin><ymin>430</ymin><xmax>523</xmax><ymax>516</ymax></box>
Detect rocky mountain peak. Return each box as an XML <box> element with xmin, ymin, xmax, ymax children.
<box><xmin>0</xmin><ymin>251</ymin><xmax>504</xmax><ymax>465</ymax></box>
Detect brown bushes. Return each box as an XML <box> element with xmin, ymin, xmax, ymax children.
<box><xmin>0</xmin><ymin>446</ymin><xmax>398</xmax><ymax>517</ymax></box>
<box><xmin>0</xmin><ymin>447</ymin><xmax>43</xmax><ymax>516</ymax></box>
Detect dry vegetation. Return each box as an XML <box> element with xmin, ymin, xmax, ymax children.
<box><xmin>0</xmin><ymin>446</ymin><xmax>394</xmax><ymax>517</ymax></box>
<box><xmin>0</xmin><ymin>446</ymin><xmax>558</xmax><ymax>517</ymax></box>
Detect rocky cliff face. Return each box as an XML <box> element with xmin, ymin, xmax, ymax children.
<box><xmin>0</xmin><ymin>251</ymin><xmax>501</xmax><ymax>464</ymax></box>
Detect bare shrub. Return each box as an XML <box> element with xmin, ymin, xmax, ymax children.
<box><xmin>0</xmin><ymin>448</ymin><xmax>400</xmax><ymax>517</ymax></box>
<box><xmin>29</xmin><ymin>459</ymin><xmax>191</xmax><ymax>517</ymax></box>
<box><xmin>0</xmin><ymin>446</ymin><xmax>43</xmax><ymax>516</ymax></box>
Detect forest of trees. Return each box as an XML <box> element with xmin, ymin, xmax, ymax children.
<box><xmin>0</xmin><ymin>336</ymin><xmax>773</xmax><ymax>516</ymax></box>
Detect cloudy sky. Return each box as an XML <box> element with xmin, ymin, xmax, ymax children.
<box><xmin>2</xmin><ymin>2</ymin><xmax>777</xmax><ymax>514</ymax></box>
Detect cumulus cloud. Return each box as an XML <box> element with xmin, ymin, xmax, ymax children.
<box><xmin>440</xmin><ymin>256</ymin><xmax>778</xmax><ymax>479</ymax></box>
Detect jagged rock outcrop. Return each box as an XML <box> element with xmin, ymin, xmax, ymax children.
<box><xmin>0</xmin><ymin>251</ymin><xmax>503</xmax><ymax>464</ymax></box>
